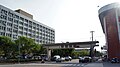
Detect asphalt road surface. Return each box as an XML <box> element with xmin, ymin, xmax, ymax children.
<box><xmin>0</xmin><ymin>59</ymin><xmax>120</xmax><ymax>67</ymax></box>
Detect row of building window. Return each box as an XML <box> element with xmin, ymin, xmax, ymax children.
<box><xmin>0</xmin><ymin>7</ymin><xmax>55</xmax><ymax>43</ymax></box>
<box><xmin>0</xmin><ymin>12</ymin><xmax>54</xmax><ymax>32</ymax></box>
<box><xmin>0</xmin><ymin>32</ymin><xmax>54</xmax><ymax>41</ymax></box>
<box><xmin>0</xmin><ymin>26</ymin><xmax>54</xmax><ymax>37</ymax></box>
<box><xmin>0</xmin><ymin>32</ymin><xmax>54</xmax><ymax>44</ymax></box>
<box><xmin>0</xmin><ymin>19</ymin><xmax>54</xmax><ymax>34</ymax></box>
<box><xmin>0</xmin><ymin>23</ymin><xmax>54</xmax><ymax>36</ymax></box>
<box><xmin>1</xmin><ymin>9</ymin><xmax>18</xmax><ymax>18</ymax></box>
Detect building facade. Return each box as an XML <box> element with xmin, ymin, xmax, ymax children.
<box><xmin>98</xmin><ymin>3</ymin><xmax>120</xmax><ymax>59</ymax></box>
<box><xmin>0</xmin><ymin>5</ymin><xmax>55</xmax><ymax>44</ymax></box>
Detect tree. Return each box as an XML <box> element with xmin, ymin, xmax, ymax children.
<box><xmin>72</xmin><ymin>49</ymin><xmax>89</xmax><ymax>58</ymax></box>
<box><xmin>15</xmin><ymin>36</ymin><xmax>36</xmax><ymax>56</ymax></box>
<box><xmin>0</xmin><ymin>36</ymin><xmax>15</xmax><ymax>58</ymax></box>
<box><xmin>52</xmin><ymin>49</ymin><xmax>74</xmax><ymax>57</ymax></box>
<box><xmin>31</xmin><ymin>43</ymin><xmax>42</xmax><ymax>55</ymax></box>
<box><xmin>94</xmin><ymin>50</ymin><xmax>103</xmax><ymax>57</ymax></box>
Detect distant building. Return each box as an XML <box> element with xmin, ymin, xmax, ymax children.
<box><xmin>0</xmin><ymin>5</ymin><xmax>55</xmax><ymax>44</ymax></box>
<box><xmin>98</xmin><ymin>3</ymin><xmax>120</xmax><ymax>59</ymax></box>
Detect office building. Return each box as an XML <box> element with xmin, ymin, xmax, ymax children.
<box><xmin>98</xmin><ymin>3</ymin><xmax>120</xmax><ymax>59</ymax></box>
<box><xmin>0</xmin><ymin>5</ymin><xmax>55</xmax><ymax>44</ymax></box>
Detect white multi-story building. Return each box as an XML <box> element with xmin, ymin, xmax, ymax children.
<box><xmin>0</xmin><ymin>5</ymin><xmax>55</xmax><ymax>44</ymax></box>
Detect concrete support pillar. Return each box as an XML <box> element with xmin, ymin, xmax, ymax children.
<box><xmin>47</xmin><ymin>47</ymin><xmax>51</xmax><ymax>61</ymax></box>
<box><xmin>90</xmin><ymin>44</ymin><xmax>95</xmax><ymax>62</ymax></box>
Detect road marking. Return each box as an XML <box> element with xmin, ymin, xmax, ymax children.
<box><xmin>63</xmin><ymin>64</ymin><xmax>84</xmax><ymax>67</ymax></box>
<box><xmin>77</xmin><ymin>64</ymin><xmax>81</xmax><ymax>66</ymax></box>
<box><xmin>73</xmin><ymin>64</ymin><xmax>76</xmax><ymax>66</ymax></box>
<box><xmin>81</xmin><ymin>64</ymin><xmax>85</xmax><ymax>66</ymax></box>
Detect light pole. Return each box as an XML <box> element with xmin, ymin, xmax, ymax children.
<box><xmin>90</xmin><ymin>31</ymin><xmax>94</xmax><ymax>41</ymax></box>
<box><xmin>90</xmin><ymin>31</ymin><xmax>95</xmax><ymax>62</ymax></box>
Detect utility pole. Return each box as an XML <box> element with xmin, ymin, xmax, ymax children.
<box><xmin>90</xmin><ymin>31</ymin><xmax>94</xmax><ymax>41</ymax></box>
<box><xmin>90</xmin><ymin>31</ymin><xmax>95</xmax><ymax>62</ymax></box>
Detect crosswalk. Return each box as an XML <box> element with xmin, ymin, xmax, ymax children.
<box><xmin>13</xmin><ymin>63</ymin><xmax>87</xmax><ymax>67</ymax></box>
<box><xmin>62</xmin><ymin>63</ymin><xmax>87</xmax><ymax>67</ymax></box>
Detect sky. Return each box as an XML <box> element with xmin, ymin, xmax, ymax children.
<box><xmin>0</xmin><ymin>0</ymin><xmax>120</xmax><ymax>51</ymax></box>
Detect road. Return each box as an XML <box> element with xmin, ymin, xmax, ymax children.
<box><xmin>0</xmin><ymin>59</ymin><xmax>120</xmax><ymax>67</ymax></box>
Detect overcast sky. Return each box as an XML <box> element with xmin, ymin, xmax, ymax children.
<box><xmin>0</xmin><ymin>0</ymin><xmax>120</xmax><ymax>51</ymax></box>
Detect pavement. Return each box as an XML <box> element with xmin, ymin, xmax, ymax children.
<box><xmin>0</xmin><ymin>59</ymin><xmax>120</xmax><ymax>67</ymax></box>
<box><xmin>84</xmin><ymin>63</ymin><xmax>103</xmax><ymax>67</ymax></box>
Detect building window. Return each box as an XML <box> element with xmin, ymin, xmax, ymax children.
<box><xmin>0</xmin><ymin>32</ymin><xmax>5</xmax><ymax>36</ymax></box>
<box><xmin>7</xmin><ymin>27</ymin><xmax>12</xmax><ymax>32</ymax></box>
<box><xmin>24</xmin><ymin>32</ymin><xmax>27</xmax><ymax>36</ymax></box>
<box><xmin>29</xmin><ymin>21</ymin><xmax>32</xmax><ymax>25</ymax></box>
<box><xmin>24</xmin><ymin>23</ymin><xmax>28</xmax><ymax>27</ymax></box>
<box><xmin>29</xmin><ymin>25</ymin><xmax>32</xmax><ymax>29</ymax></box>
<box><xmin>14</xmin><ymin>19</ymin><xmax>19</xmax><ymax>24</ymax></box>
<box><xmin>19</xmin><ymin>21</ymin><xmax>24</xmax><ymax>25</ymax></box>
<box><xmin>19</xmin><ymin>31</ymin><xmax>23</xmax><ymax>35</ymax></box>
<box><xmin>0</xmin><ymin>15</ymin><xmax>7</xmax><ymax>20</ymax></box>
<box><xmin>8</xmin><ymin>12</ymin><xmax>14</xmax><ymax>17</ymax></box>
<box><xmin>14</xmin><ymin>24</ymin><xmax>18</xmax><ymax>29</ymax></box>
<box><xmin>33</xmin><ymin>35</ymin><xmax>36</xmax><ymax>38</ymax></box>
<box><xmin>33</xmin><ymin>27</ymin><xmax>36</xmax><ymax>30</ymax></box>
<box><xmin>33</xmin><ymin>22</ymin><xmax>36</xmax><ymax>27</ymax></box>
<box><xmin>28</xmin><ymin>33</ymin><xmax>32</xmax><ymax>37</ymax></box>
<box><xmin>19</xmin><ymin>26</ymin><xmax>23</xmax><ymax>30</ymax></box>
<box><xmin>29</xmin><ymin>29</ymin><xmax>32</xmax><ymax>32</ymax></box>
<box><xmin>13</xmin><ymin>34</ymin><xmax>17</xmax><ymax>39</ymax></box>
<box><xmin>20</xmin><ymin>17</ymin><xmax>24</xmax><ymax>21</ymax></box>
<box><xmin>36</xmin><ymin>36</ymin><xmax>39</xmax><ymax>38</ymax></box>
<box><xmin>33</xmin><ymin>30</ymin><xmax>36</xmax><ymax>34</ymax></box>
<box><xmin>25</xmin><ymin>19</ymin><xmax>28</xmax><ymax>23</ymax></box>
<box><xmin>24</xmin><ymin>28</ymin><xmax>28</xmax><ymax>31</ymax></box>
<box><xmin>7</xmin><ymin>23</ymin><xmax>12</xmax><ymax>27</ymax></box>
<box><xmin>6</xmin><ymin>33</ymin><xmax>12</xmax><ymax>37</ymax></box>
<box><xmin>14</xmin><ymin>14</ymin><xmax>19</xmax><ymax>19</ymax></box>
<box><xmin>13</xmin><ymin>29</ymin><xmax>18</xmax><ymax>33</ymax></box>
<box><xmin>8</xmin><ymin>17</ymin><xmax>13</xmax><ymax>22</ymax></box>
<box><xmin>0</xmin><ymin>20</ymin><xmax>6</xmax><ymax>26</ymax></box>
<box><xmin>1</xmin><ymin>9</ymin><xmax>7</xmax><ymax>15</ymax></box>
<box><xmin>40</xmin><ymin>25</ymin><xmax>42</xmax><ymax>28</ymax></box>
<box><xmin>37</xmin><ymin>24</ymin><xmax>39</xmax><ymax>27</ymax></box>
<box><xmin>0</xmin><ymin>26</ymin><xmax>6</xmax><ymax>30</ymax></box>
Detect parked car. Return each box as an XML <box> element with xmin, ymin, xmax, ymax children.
<box><xmin>32</xmin><ymin>56</ymin><xmax>42</xmax><ymax>61</ymax></box>
<box><xmin>61</xmin><ymin>57</ymin><xmax>65</xmax><ymax>61</ymax></box>
<box><xmin>79</xmin><ymin>57</ymin><xmax>84</xmax><ymax>63</ymax></box>
<box><xmin>56</xmin><ymin>58</ymin><xmax>61</xmax><ymax>62</ymax></box>
<box><xmin>111</xmin><ymin>58</ymin><xmax>119</xmax><ymax>63</ymax></box>
<box><xmin>79</xmin><ymin>56</ymin><xmax>91</xmax><ymax>63</ymax></box>
<box><xmin>65</xmin><ymin>56</ymin><xmax>72</xmax><ymax>61</ymax></box>
<box><xmin>51</xmin><ymin>55</ymin><xmax>60</xmax><ymax>61</ymax></box>
<box><xmin>40</xmin><ymin>54</ymin><xmax>48</xmax><ymax>61</ymax></box>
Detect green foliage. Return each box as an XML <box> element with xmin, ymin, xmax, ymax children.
<box><xmin>0</xmin><ymin>36</ymin><xmax>15</xmax><ymax>58</ymax></box>
<box><xmin>72</xmin><ymin>49</ymin><xmax>89</xmax><ymax>57</ymax></box>
<box><xmin>94</xmin><ymin>50</ymin><xmax>103</xmax><ymax>57</ymax></box>
<box><xmin>52</xmin><ymin>49</ymin><xmax>74</xmax><ymax>57</ymax></box>
<box><xmin>0</xmin><ymin>36</ymin><xmax>46</xmax><ymax>59</ymax></box>
<box><xmin>15</xmin><ymin>36</ymin><xmax>42</xmax><ymax>55</ymax></box>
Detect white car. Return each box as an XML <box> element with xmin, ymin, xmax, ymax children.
<box><xmin>65</xmin><ymin>56</ymin><xmax>72</xmax><ymax>61</ymax></box>
<box><xmin>53</xmin><ymin>55</ymin><xmax>60</xmax><ymax>60</ymax></box>
<box><xmin>61</xmin><ymin>57</ymin><xmax>65</xmax><ymax>61</ymax></box>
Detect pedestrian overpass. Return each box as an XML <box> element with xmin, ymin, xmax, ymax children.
<box><xmin>42</xmin><ymin>41</ymin><xmax>99</xmax><ymax>61</ymax></box>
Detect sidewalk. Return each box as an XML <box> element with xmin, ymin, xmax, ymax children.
<box><xmin>84</xmin><ymin>63</ymin><xmax>103</xmax><ymax>67</ymax></box>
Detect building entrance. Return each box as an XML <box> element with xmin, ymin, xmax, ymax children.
<box><xmin>42</xmin><ymin>41</ymin><xmax>99</xmax><ymax>61</ymax></box>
